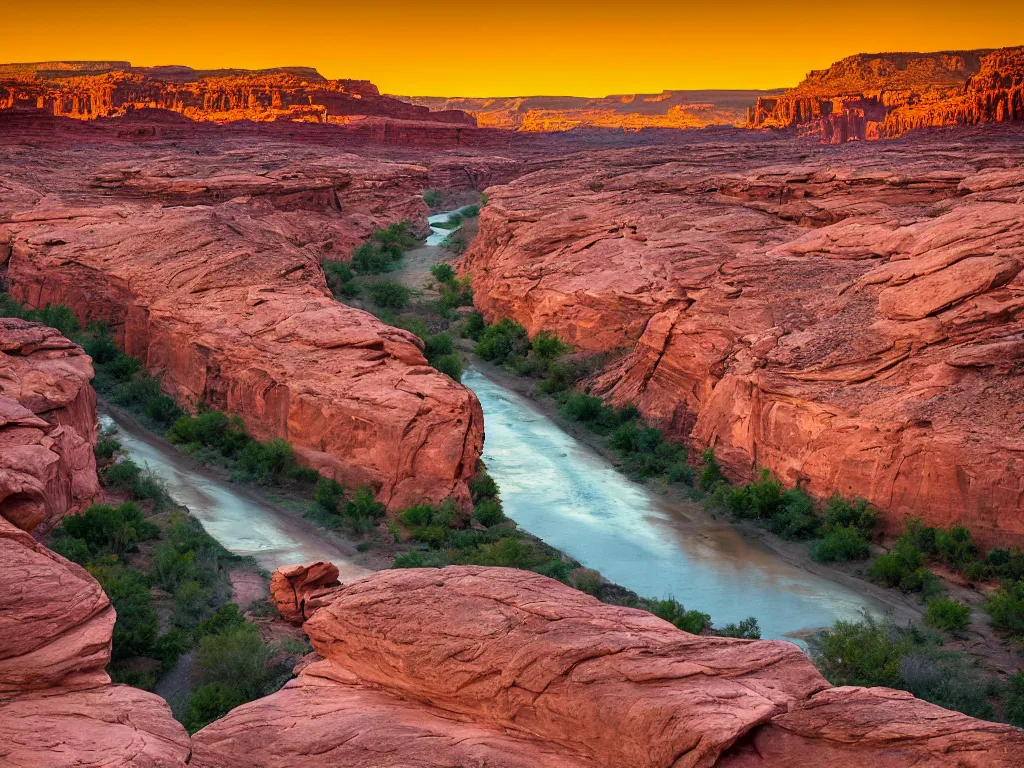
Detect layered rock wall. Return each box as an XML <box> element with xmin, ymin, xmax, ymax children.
<box><xmin>0</xmin><ymin>318</ymin><xmax>100</xmax><ymax>533</ymax></box>
<box><xmin>462</xmin><ymin>133</ymin><xmax>1024</xmax><ymax>545</ymax></box>
<box><xmin>0</xmin><ymin>62</ymin><xmax>476</xmax><ymax>126</ymax></box>
<box><xmin>748</xmin><ymin>47</ymin><xmax>1024</xmax><ymax>142</ymax></box>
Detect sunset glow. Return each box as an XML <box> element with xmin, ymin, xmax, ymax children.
<box><xmin>6</xmin><ymin>0</ymin><xmax>1024</xmax><ymax>96</ymax></box>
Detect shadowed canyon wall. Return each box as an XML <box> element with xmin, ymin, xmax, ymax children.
<box><xmin>748</xmin><ymin>47</ymin><xmax>1024</xmax><ymax>142</ymax></box>
<box><xmin>462</xmin><ymin>129</ymin><xmax>1024</xmax><ymax>546</ymax></box>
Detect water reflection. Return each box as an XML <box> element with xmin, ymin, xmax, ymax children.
<box><xmin>463</xmin><ymin>367</ymin><xmax>886</xmax><ymax>640</ymax></box>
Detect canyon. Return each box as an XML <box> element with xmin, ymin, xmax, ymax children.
<box><xmin>462</xmin><ymin>126</ymin><xmax>1024</xmax><ymax>547</ymax></box>
<box><xmin>748</xmin><ymin>47</ymin><xmax>1024</xmax><ymax>142</ymax></box>
<box><xmin>1</xmin><ymin>48</ymin><xmax>1023</xmax><ymax>765</ymax></box>
<box><xmin>0</xmin><ymin>120</ymin><xmax>484</xmax><ymax>510</ymax></box>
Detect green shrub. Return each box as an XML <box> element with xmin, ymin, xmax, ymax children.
<box><xmin>935</xmin><ymin>525</ymin><xmax>979</xmax><ymax>571</ymax></box>
<box><xmin>423</xmin><ymin>189</ymin><xmax>443</xmax><ymax>208</ymax></box>
<box><xmin>469</xmin><ymin>470</ymin><xmax>499</xmax><ymax>502</ymax></box>
<box><xmin>144</xmin><ymin>395</ymin><xmax>184</xmax><ymax>429</ymax></box>
<box><xmin>651</xmin><ymin>598</ymin><xmax>710</xmax><ymax>634</ymax></box>
<box><xmin>323</xmin><ymin>259</ymin><xmax>361</xmax><ymax>298</ymax></box>
<box><xmin>351</xmin><ymin>242</ymin><xmax>398</xmax><ymax>274</ymax></box>
<box><xmin>94</xmin><ymin>435</ymin><xmax>122</xmax><ymax>461</ymax></box>
<box><xmin>153</xmin><ymin>629</ymin><xmax>191</xmax><ymax>672</ymax></box>
<box><xmin>808</xmin><ymin>615</ymin><xmax>911</xmax><ymax>689</ymax></box>
<box><xmin>172</xmin><ymin>579</ymin><xmax>214</xmax><ymax>630</ymax></box>
<box><xmin>443</xmin><ymin>232</ymin><xmax>468</xmax><ymax>255</ymax></box>
<box><xmin>313</xmin><ymin>477</ymin><xmax>344</xmax><ymax>515</ymax></box>
<box><xmin>561</xmin><ymin>392</ymin><xmax>606</xmax><ymax>423</ymax></box>
<box><xmin>149</xmin><ymin>543</ymin><xmax>198</xmax><ymax>591</ymax></box>
<box><xmin>430</xmin><ymin>262</ymin><xmax>456</xmax><ymax>284</ymax></box>
<box><xmin>698</xmin><ymin>448</ymin><xmax>724</xmax><ymax>491</ymax></box>
<box><xmin>822</xmin><ymin>494</ymin><xmax>877</xmax><ymax>538</ymax></box>
<box><xmin>234</xmin><ymin>439</ymin><xmax>297</xmax><ymax>485</ymax></box>
<box><xmin>1006</xmin><ymin>671</ymin><xmax>1024</xmax><ymax>728</ymax></box>
<box><xmin>569</xmin><ymin>567</ymin><xmax>603</xmax><ymax>595</ymax></box>
<box><xmin>461</xmin><ymin>204</ymin><xmax>480</xmax><ymax>217</ymax></box>
<box><xmin>167</xmin><ymin>410</ymin><xmax>249</xmax><ymax>457</ymax></box>
<box><xmin>473</xmin><ymin>498</ymin><xmax>505</xmax><ymax>527</ymax></box>
<box><xmin>83</xmin><ymin>332</ymin><xmax>122</xmax><ymax>365</ymax></box>
<box><xmin>57</xmin><ymin>501</ymin><xmax>159</xmax><ymax>557</ymax></box>
<box><xmin>718</xmin><ymin>616</ymin><xmax>761</xmax><ymax>639</ymax></box>
<box><xmin>768</xmin><ymin>488</ymin><xmax>821</xmax><ymax>540</ymax></box>
<box><xmin>474</xmin><ymin>319</ymin><xmax>529</xmax><ymax>364</ymax></box>
<box><xmin>531</xmin><ymin>331</ymin><xmax>568</xmax><ymax>361</ymax></box>
<box><xmin>905</xmin><ymin>518</ymin><xmax>939</xmax><ymax>555</ymax></box>
<box><xmin>987</xmin><ymin>547</ymin><xmax>1024</xmax><ymax>582</ymax></box>
<box><xmin>925</xmin><ymin>598</ymin><xmax>970</xmax><ymax>632</ymax></box>
<box><xmin>369</xmin><ymin>280</ymin><xmax>411</xmax><ymax>311</ymax></box>
<box><xmin>197</xmin><ymin>603</ymin><xmax>247</xmax><ymax>637</ymax></box>
<box><xmin>181</xmin><ymin>683</ymin><xmax>246</xmax><ymax>734</ymax></box>
<box><xmin>984</xmin><ymin>580</ymin><xmax>1024</xmax><ymax>636</ymax></box>
<box><xmin>667</xmin><ymin>462</ymin><xmax>696</xmax><ymax>485</ymax></box>
<box><xmin>23</xmin><ymin>303</ymin><xmax>80</xmax><ymax>337</ymax></box>
<box><xmin>424</xmin><ymin>333</ymin><xmax>454</xmax><ymax>358</ymax></box>
<box><xmin>50</xmin><ymin>536</ymin><xmax>91</xmax><ymax>564</ymax></box>
<box><xmin>110</xmin><ymin>374</ymin><xmax>161</xmax><ymax>409</ymax></box>
<box><xmin>90</xmin><ymin>564</ymin><xmax>159</xmax><ymax>660</ymax></box>
<box><xmin>341</xmin><ymin>486</ymin><xmax>386</xmax><ymax>533</ymax></box>
<box><xmin>460</xmin><ymin>311</ymin><xmax>486</xmax><ymax>340</ymax></box>
<box><xmin>811</xmin><ymin>525</ymin><xmax>871</xmax><ymax>563</ymax></box>
<box><xmin>898</xmin><ymin>652</ymin><xmax>994</xmax><ymax>720</ymax></box>
<box><xmin>194</xmin><ymin>622</ymin><xmax>278</xmax><ymax>698</ymax></box>
<box><xmin>868</xmin><ymin>536</ymin><xmax>931</xmax><ymax>590</ymax></box>
<box><xmin>432</xmin><ymin>352</ymin><xmax>465</xmax><ymax>381</ymax></box>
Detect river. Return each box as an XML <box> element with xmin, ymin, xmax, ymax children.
<box><xmin>99</xmin><ymin>412</ymin><xmax>370</xmax><ymax>580</ymax></box>
<box><xmin>462</xmin><ymin>367</ymin><xmax>888</xmax><ymax>641</ymax></box>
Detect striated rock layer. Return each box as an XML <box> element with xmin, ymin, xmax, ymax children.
<box><xmin>0</xmin><ymin>318</ymin><xmax>100</xmax><ymax>533</ymax></box>
<box><xmin>0</xmin><ymin>517</ymin><xmax>190</xmax><ymax>767</ymax></box>
<box><xmin>191</xmin><ymin>565</ymin><xmax>1024</xmax><ymax>768</ymax></box>
<box><xmin>1</xmin><ymin>131</ymin><xmax>484</xmax><ymax>511</ymax></box>
<box><xmin>462</xmin><ymin>129</ymin><xmax>1024</xmax><ymax>546</ymax></box>
<box><xmin>748</xmin><ymin>47</ymin><xmax>1024</xmax><ymax>142</ymax></box>
<box><xmin>0</xmin><ymin>61</ymin><xmax>476</xmax><ymax>126</ymax></box>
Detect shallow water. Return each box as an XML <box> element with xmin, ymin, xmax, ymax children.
<box><xmin>99</xmin><ymin>412</ymin><xmax>370</xmax><ymax>579</ymax></box>
<box><xmin>463</xmin><ymin>367</ymin><xmax>888</xmax><ymax>640</ymax></box>
<box><xmin>426</xmin><ymin>207</ymin><xmax>471</xmax><ymax>246</ymax></box>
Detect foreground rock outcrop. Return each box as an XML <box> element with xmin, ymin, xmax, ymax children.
<box><xmin>269</xmin><ymin>560</ymin><xmax>342</xmax><ymax>624</ymax></box>
<box><xmin>748</xmin><ymin>47</ymin><xmax>1024</xmax><ymax>142</ymax></box>
<box><xmin>191</xmin><ymin>565</ymin><xmax>1024</xmax><ymax>767</ymax></box>
<box><xmin>0</xmin><ymin>516</ymin><xmax>190</xmax><ymax>767</ymax></box>
<box><xmin>1</xmin><ymin>130</ymin><xmax>484</xmax><ymax>510</ymax></box>
<box><xmin>0</xmin><ymin>318</ymin><xmax>100</xmax><ymax>533</ymax></box>
<box><xmin>462</xmin><ymin>130</ymin><xmax>1024</xmax><ymax>545</ymax></box>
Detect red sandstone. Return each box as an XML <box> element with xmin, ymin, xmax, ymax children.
<box><xmin>0</xmin><ymin>318</ymin><xmax>100</xmax><ymax>533</ymax></box>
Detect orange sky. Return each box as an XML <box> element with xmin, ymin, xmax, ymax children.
<box><xmin>5</xmin><ymin>1</ymin><xmax>1023</xmax><ymax>96</ymax></box>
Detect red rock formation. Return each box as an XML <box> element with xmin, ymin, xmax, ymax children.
<box><xmin>0</xmin><ymin>318</ymin><xmax>100</xmax><ymax>534</ymax></box>
<box><xmin>0</xmin><ymin>517</ymin><xmax>190</xmax><ymax>766</ymax></box>
<box><xmin>462</xmin><ymin>131</ymin><xmax>1024</xmax><ymax>546</ymax></box>
<box><xmin>748</xmin><ymin>47</ymin><xmax>1024</xmax><ymax>142</ymax></box>
<box><xmin>0</xmin><ymin>137</ymin><xmax>484</xmax><ymax>511</ymax></box>
<box><xmin>191</xmin><ymin>566</ymin><xmax>1024</xmax><ymax>767</ymax></box>
<box><xmin>269</xmin><ymin>561</ymin><xmax>342</xmax><ymax>624</ymax></box>
<box><xmin>0</xmin><ymin>61</ymin><xmax>476</xmax><ymax>126</ymax></box>
<box><xmin>399</xmin><ymin>90</ymin><xmax>778</xmax><ymax>131</ymax></box>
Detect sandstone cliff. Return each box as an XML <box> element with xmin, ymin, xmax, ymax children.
<box><xmin>462</xmin><ymin>130</ymin><xmax>1024</xmax><ymax>546</ymax></box>
<box><xmin>0</xmin><ymin>318</ymin><xmax>100</xmax><ymax>533</ymax></box>
<box><xmin>0</xmin><ymin>61</ymin><xmax>476</xmax><ymax>126</ymax></box>
<box><xmin>0</xmin><ymin>133</ymin><xmax>484</xmax><ymax>511</ymax></box>
<box><xmin>748</xmin><ymin>47</ymin><xmax>1023</xmax><ymax>142</ymax></box>
<box><xmin>190</xmin><ymin>565</ymin><xmax>1024</xmax><ymax>767</ymax></box>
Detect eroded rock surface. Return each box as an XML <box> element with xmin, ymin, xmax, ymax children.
<box><xmin>0</xmin><ymin>318</ymin><xmax>100</xmax><ymax>533</ymax></box>
<box><xmin>192</xmin><ymin>566</ymin><xmax>1024</xmax><ymax>768</ymax></box>
<box><xmin>1</xmin><ymin>129</ymin><xmax>484</xmax><ymax>511</ymax></box>
<box><xmin>269</xmin><ymin>560</ymin><xmax>342</xmax><ymax>624</ymax></box>
<box><xmin>0</xmin><ymin>516</ymin><xmax>190</xmax><ymax>766</ymax></box>
<box><xmin>462</xmin><ymin>130</ymin><xmax>1024</xmax><ymax>545</ymax></box>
